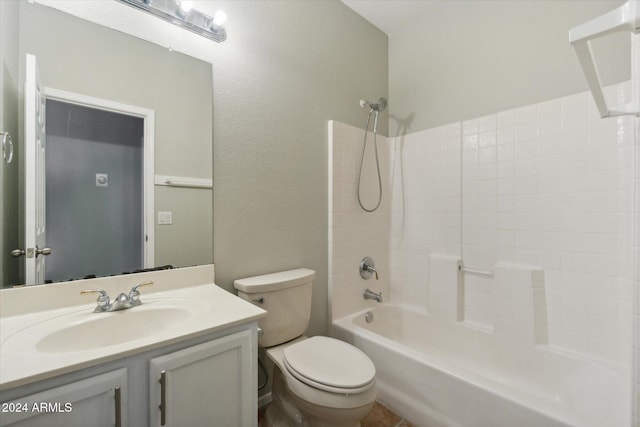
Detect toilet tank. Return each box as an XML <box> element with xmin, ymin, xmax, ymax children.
<box><xmin>234</xmin><ymin>268</ymin><xmax>315</xmax><ymax>347</ymax></box>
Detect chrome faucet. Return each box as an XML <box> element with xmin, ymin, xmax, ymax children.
<box><xmin>363</xmin><ymin>288</ymin><xmax>383</xmax><ymax>303</ymax></box>
<box><xmin>81</xmin><ymin>281</ymin><xmax>154</xmax><ymax>313</ymax></box>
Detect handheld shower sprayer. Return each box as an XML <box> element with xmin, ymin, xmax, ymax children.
<box><xmin>357</xmin><ymin>97</ymin><xmax>387</xmax><ymax>213</ymax></box>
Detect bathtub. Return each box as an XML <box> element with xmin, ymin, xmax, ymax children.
<box><xmin>332</xmin><ymin>304</ymin><xmax>629</xmax><ymax>427</ymax></box>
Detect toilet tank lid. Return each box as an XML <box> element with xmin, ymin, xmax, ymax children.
<box><xmin>234</xmin><ymin>268</ymin><xmax>316</xmax><ymax>293</ymax></box>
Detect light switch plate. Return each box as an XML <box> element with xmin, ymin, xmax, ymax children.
<box><xmin>158</xmin><ymin>211</ymin><xmax>173</xmax><ymax>225</ymax></box>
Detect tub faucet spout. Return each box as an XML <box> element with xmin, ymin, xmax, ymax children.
<box><xmin>363</xmin><ymin>288</ymin><xmax>383</xmax><ymax>303</ymax></box>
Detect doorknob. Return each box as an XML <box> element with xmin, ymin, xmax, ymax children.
<box><xmin>35</xmin><ymin>246</ymin><xmax>52</xmax><ymax>257</ymax></box>
<box><xmin>10</xmin><ymin>249</ymin><xmax>25</xmax><ymax>257</ymax></box>
<box><xmin>10</xmin><ymin>247</ymin><xmax>51</xmax><ymax>258</ymax></box>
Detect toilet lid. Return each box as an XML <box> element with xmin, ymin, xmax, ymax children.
<box><xmin>283</xmin><ymin>336</ymin><xmax>375</xmax><ymax>393</ymax></box>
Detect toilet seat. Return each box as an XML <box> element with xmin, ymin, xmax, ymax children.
<box><xmin>266</xmin><ymin>336</ymin><xmax>377</xmax><ymax>411</ymax></box>
<box><xmin>283</xmin><ymin>336</ymin><xmax>376</xmax><ymax>394</ymax></box>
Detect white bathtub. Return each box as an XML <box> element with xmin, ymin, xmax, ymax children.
<box><xmin>333</xmin><ymin>304</ymin><xmax>629</xmax><ymax>427</ymax></box>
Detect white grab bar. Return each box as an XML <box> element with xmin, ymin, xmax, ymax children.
<box><xmin>569</xmin><ymin>0</ymin><xmax>640</xmax><ymax>118</ymax></box>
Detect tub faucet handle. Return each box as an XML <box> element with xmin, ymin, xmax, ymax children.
<box><xmin>360</xmin><ymin>257</ymin><xmax>379</xmax><ymax>280</ymax></box>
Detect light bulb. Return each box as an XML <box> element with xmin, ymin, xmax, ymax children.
<box><xmin>213</xmin><ymin>10</ymin><xmax>227</xmax><ymax>27</ymax></box>
<box><xmin>179</xmin><ymin>1</ymin><xmax>193</xmax><ymax>13</ymax></box>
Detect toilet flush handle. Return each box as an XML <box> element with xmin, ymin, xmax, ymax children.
<box><xmin>252</xmin><ymin>296</ymin><xmax>265</xmax><ymax>304</ymax></box>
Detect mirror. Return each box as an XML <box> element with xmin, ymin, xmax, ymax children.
<box><xmin>0</xmin><ymin>1</ymin><xmax>213</xmax><ymax>288</ymax></box>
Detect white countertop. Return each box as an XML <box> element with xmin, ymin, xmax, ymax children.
<box><xmin>0</xmin><ymin>265</ymin><xmax>266</xmax><ymax>390</ymax></box>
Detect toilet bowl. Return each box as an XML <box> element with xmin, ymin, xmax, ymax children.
<box><xmin>234</xmin><ymin>269</ymin><xmax>377</xmax><ymax>426</ymax></box>
<box><xmin>266</xmin><ymin>336</ymin><xmax>376</xmax><ymax>426</ymax></box>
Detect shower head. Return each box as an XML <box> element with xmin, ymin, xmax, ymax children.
<box><xmin>360</xmin><ymin>98</ymin><xmax>387</xmax><ymax>134</ymax></box>
<box><xmin>360</xmin><ymin>97</ymin><xmax>387</xmax><ymax>112</ymax></box>
<box><xmin>375</xmin><ymin>97</ymin><xmax>387</xmax><ymax>112</ymax></box>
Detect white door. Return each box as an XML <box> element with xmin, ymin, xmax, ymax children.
<box><xmin>24</xmin><ymin>53</ymin><xmax>48</xmax><ymax>285</ymax></box>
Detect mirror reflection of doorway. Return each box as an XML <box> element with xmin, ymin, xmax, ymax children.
<box><xmin>45</xmin><ymin>99</ymin><xmax>144</xmax><ymax>282</ymax></box>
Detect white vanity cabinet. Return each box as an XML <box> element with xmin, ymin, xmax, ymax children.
<box><xmin>0</xmin><ymin>269</ymin><xmax>265</xmax><ymax>427</ymax></box>
<box><xmin>0</xmin><ymin>369</ymin><xmax>127</xmax><ymax>427</ymax></box>
<box><xmin>149</xmin><ymin>329</ymin><xmax>255</xmax><ymax>427</ymax></box>
<box><xmin>0</xmin><ymin>324</ymin><xmax>259</xmax><ymax>427</ymax></box>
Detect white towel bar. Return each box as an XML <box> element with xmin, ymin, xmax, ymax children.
<box><xmin>458</xmin><ymin>264</ymin><xmax>494</xmax><ymax>277</ymax></box>
<box><xmin>154</xmin><ymin>175</ymin><xmax>212</xmax><ymax>189</ymax></box>
<box><xmin>569</xmin><ymin>0</ymin><xmax>640</xmax><ymax>118</ymax></box>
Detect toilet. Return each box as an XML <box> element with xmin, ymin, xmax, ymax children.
<box><xmin>234</xmin><ymin>268</ymin><xmax>376</xmax><ymax>427</ymax></box>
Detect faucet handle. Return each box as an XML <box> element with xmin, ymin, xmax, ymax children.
<box><xmin>129</xmin><ymin>281</ymin><xmax>154</xmax><ymax>302</ymax></box>
<box><xmin>130</xmin><ymin>280</ymin><xmax>154</xmax><ymax>293</ymax></box>
<box><xmin>81</xmin><ymin>289</ymin><xmax>109</xmax><ymax>298</ymax></box>
<box><xmin>360</xmin><ymin>257</ymin><xmax>379</xmax><ymax>280</ymax></box>
<box><xmin>81</xmin><ymin>289</ymin><xmax>110</xmax><ymax>310</ymax></box>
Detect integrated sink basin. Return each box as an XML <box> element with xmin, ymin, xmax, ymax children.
<box><xmin>2</xmin><ymin>297</ymin><xmax>209</xmax><ymax>355</ymax></box>
<box><xmin>0</xmin><ymin>267</ymin><xmax>267</xmax><ymax>391</ymax></box>
<box><xmin>35</xmin><ymin>305</ymin><xmax>193</xmax><ymax>353</ymax></box>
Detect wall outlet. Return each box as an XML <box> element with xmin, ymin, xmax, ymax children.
<box><xmin>158</xmin><ymin>211</ymin><xmax>172</xmax><ymax>225</ymax></box>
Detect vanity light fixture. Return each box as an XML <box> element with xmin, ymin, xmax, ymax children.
<box><xmin>116</xmin><ymin>0</ymin><xmax>227</xmax><ymax>43</ymax></box>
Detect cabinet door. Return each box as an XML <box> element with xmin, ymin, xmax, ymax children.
<box><xmin>149</xmin><ymin>329</ymin><xmax>256</xmax><ymax>427</ymax></box>
<box><xmin>0</xmin><ymin>368</ymin><xmax>127</xmax><ymax>427</ymax></box>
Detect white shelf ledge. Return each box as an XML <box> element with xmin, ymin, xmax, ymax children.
<box><xmin>569</xmin><ymin>0</ymin><xmax>640</xmax><ymax>118</ymax></box>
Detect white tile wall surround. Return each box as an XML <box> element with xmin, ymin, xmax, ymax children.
<box><xmin>389</xmin><ymin>123</ymin><xmax>462</xmax><ymax>310</ymax></box>
<box><xmin>330</xmin><ymin>86</ymin><xmax>636</xmax><ymax>424</ymax></box>
<box><xmin>428</xmin><ymin>255</ymin><xmax>461</xmax><ymax>321</ymax></box>
<box><xmin>453</xmin><ymin>82</ymin><xmax>633</xmax><ymax>362</ymax></box>
<box><xmin>328</xmin><ymin>121</ymin><xmax>391</xmax><ymax>321</ymax></box>
<box><xmin>330</xmin><ymin>79</ymin><xmax>635</xmax><ymax>363</ymax></box>
<box><xmin>462</xmin><ymin>113</ymin><xmax>498</xmax><ymax>328</ymax></box>
<box><xmin>493</xmin><ymin>263</ymin><xmax>548</xmax><ymax>345</ymax></box>
<box><xmin>632</xmin><ymin>31</ymin><xmax>640</xmax><ymax>427</ymax></box>
<box><xmin>328</xmin><ymin>41</ymin><xmax>638</xmax><ymax>427</ymax></box>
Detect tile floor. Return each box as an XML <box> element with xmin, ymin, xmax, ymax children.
<box><xmin>258</xmin><ymin>401</ymin><xmax>414</xmax><ymax>427</ymax></box>
<box><xmin>361</xmin><ymin>402</ymin><xmax>414</xmax><ymax>426</ymax></box>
